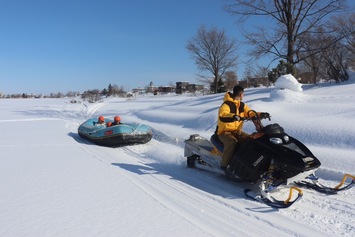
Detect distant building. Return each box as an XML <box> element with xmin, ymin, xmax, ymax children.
<box><xmin>158</xmin><ymin>86</ymin><xmax>174</xmax><ymax>93</ymax></box>
<box><xmin>132</xmin><ymin>88</ymin><xmax>145</xmax><ymax>94</ymax></box>
<box><xmin>186</xmin><ymin>84</ymin><xmax>204</xmax><ymax>92</ymax></box>
<box><xmin>146</xmin><ymin>86</ymin><xmax>158</xmax><ymax>93</ymax></box>
<box><xmin>176</xmin><ymin>81</ymin><xmax>189</xmax><ymax>94</ymax></box>
<box><xmin>176</xmin><ymin>81</ymin><xmax>204</xmax><ymax>94</ymax></box>
<box><xmin>132</xmin><ymin>81</ymin><xmax>204</xmax><ymax>95</ymax></box>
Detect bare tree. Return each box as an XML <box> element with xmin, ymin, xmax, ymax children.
<box><xmin>320</xmin><ymin>38</ymin><xmax>350</xmax><ymax>83</ymax></box>
<box><xmin>225</xmin><ymin>0</ymin><xmax>347</xmax><ymax>69</ymax></box>
<box><xmin>330</xmin><ymin>13</ymin><xmax>355</xmax><ymax>70</ymax></box>
<box><xmin>299</xmin><ymin>13</ymin><xmax>354</xmax><ymax>83</ymax></box>
<box><xmin>186</xmin><ymin>25</ymin><xmax>239</xmax><ymax>93</ymax></box>
<box><xmin>107</xmin><ymin>84</ymin><xmax>126</xmax><ymax>97</ymax></box>
<box><xmin>253</xmin><ymin>65</ymin><xmax>269</xmax><ymax>78</ymax></box>
<box><xmin>298</xmin><ymin>26</ymin><xmax>330</xmax><ymax>83</ymax></box>
<box><xmin>223</xmin><ymin>71</ymin><xmax>238</xmax><ymax>90</ymax></box>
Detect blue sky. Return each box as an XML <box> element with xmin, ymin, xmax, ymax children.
<box><xmin>0</xmin><ymin>0</ymin><xmax>353</xmax><ymax>94</ymax></box>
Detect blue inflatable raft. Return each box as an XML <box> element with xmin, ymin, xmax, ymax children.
<box><xmin>78</xmin><ymin>118</ymin><xmax>153</xmax><ymax>147</ymax></box>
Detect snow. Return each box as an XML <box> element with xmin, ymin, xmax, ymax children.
<box><xmin>275</xmin><ymin>74</ymin><xmax>303</xmax><ymax>92</ymax></box>
<box><xmin>269</xmin><ymin>74</ymin><xmax>304</xmax><ymax>103</ymax></box>
<box><xmin>1</xmin><ymin>74</ymin><xmax>355</xmax><ymax>237</ymax></box>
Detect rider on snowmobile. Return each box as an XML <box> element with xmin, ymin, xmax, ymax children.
<box><xmin>217</xmin><ymin>85</ymin><xmax>270</xmax><ymax>170</ymax></box>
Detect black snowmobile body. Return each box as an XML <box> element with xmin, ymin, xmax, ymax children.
<box><xmin>210</xmin><ymin>123</ymin><xmax>321</xmax><ymax>182</ymax></box>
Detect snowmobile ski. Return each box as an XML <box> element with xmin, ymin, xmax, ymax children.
<box><xmin>296</xmin><ymin>173</ymin><xmax>355</xmax><ymax>194</ymax></box>
<box><xmin>244</xmin><ymin>186</ymin><xmax>303</xmax><ymax>209</ymax></box>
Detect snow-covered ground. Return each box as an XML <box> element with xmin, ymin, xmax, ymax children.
<box><xmin>1</xmin><ymin>74</ymin><xmax>354</xmax><ymax>237</ymax></box>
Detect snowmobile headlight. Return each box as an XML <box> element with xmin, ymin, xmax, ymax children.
<box><xmin>283</xmin><ymin>135</ymin><xmax>289</xmax><ymax>143</ymax></box>
<box><xmin>269</xmin><ymin>137</ymin><xmax>283</xmax><ymax>145</ymax></box>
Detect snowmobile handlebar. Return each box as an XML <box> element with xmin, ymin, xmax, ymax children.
<box><xmin>238</xmin><ymin>110</ymin><xmax>271</xmax><ymax>122</ymax></box>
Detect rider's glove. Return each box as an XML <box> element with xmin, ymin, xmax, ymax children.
<box><xmin>260</xmin><ymin>112</ymin><xmax>270</xmax><ymax>120</ymax></box>
<box><xmin>234</xmin><ymin>115</ymin><xmax>241</xmax><ymax>121</ymax></box>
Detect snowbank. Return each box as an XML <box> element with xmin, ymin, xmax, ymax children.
<box><xmin>269</xmin><ymin>74</ymin><xmax>304</xmax><ymax>102</ymax></box>
<box><xmin>269</xmin><ymin>89</ymin><xmax>306</xmax><ymax>102</ymax></box>
<box><xmin>275</xmin><ymin>74</ymin><xmax>303</xmax><ymax>92</ymax></box>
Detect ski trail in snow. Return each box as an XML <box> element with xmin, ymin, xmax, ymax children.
<box><xmin>85</xmin><ymin>102</ymin><xmax>106</xmax><ymax>118</ymax></box>
<box><xmin>115</xmin><ymin>145</ymin><xmax>326</xmax><ymax>236</ymax></box>
<box><xmin>288</xmin><ymin>190</ymin><xmax>355</xmax><ymax>235</ymax></box>
<box><xmin>74</xmin><ymin>139</ymin><xmax>277</xmax><ymax>236</ymax></box>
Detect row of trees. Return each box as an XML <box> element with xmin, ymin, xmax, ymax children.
<box><xmin>0</xmin><ymin>84</ymin><xmax>125</xmax><ymax>100</ymax></box>
<box><xmin>186</xmin><ymin>0</ymin><xmax>354</xmax><ymax>93</ymax></box>
<box><xmin>0</xmin><ymin>91</ymin><xmax>81</xmax><ymax>99</ymax></box>
<box><xmin>81</xmin><ymin>84</ymin><xmax>127</xmax><ymax>103</ymax></box>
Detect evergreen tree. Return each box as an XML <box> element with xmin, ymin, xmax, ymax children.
<box><xmin>210</xmin><ymin>77</ymin><xmax>226</xmax><ymax>93</ymax></box>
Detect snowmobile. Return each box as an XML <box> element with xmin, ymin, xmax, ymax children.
<box><xmin>184</xmin><ymin>111</ymin><xmax>354</xmax><ymax>208</ymax></box>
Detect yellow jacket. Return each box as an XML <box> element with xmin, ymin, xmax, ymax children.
<box><xmin>216</xmin><ymin>92</ymin><xmax>255</xmax><ymax>135</ymax></box>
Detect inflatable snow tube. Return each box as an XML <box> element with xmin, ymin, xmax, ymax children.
<box><xmin>78</xmin><ymin>118</ymin><xmax>153</xmax><ymax>147</ymax></box>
